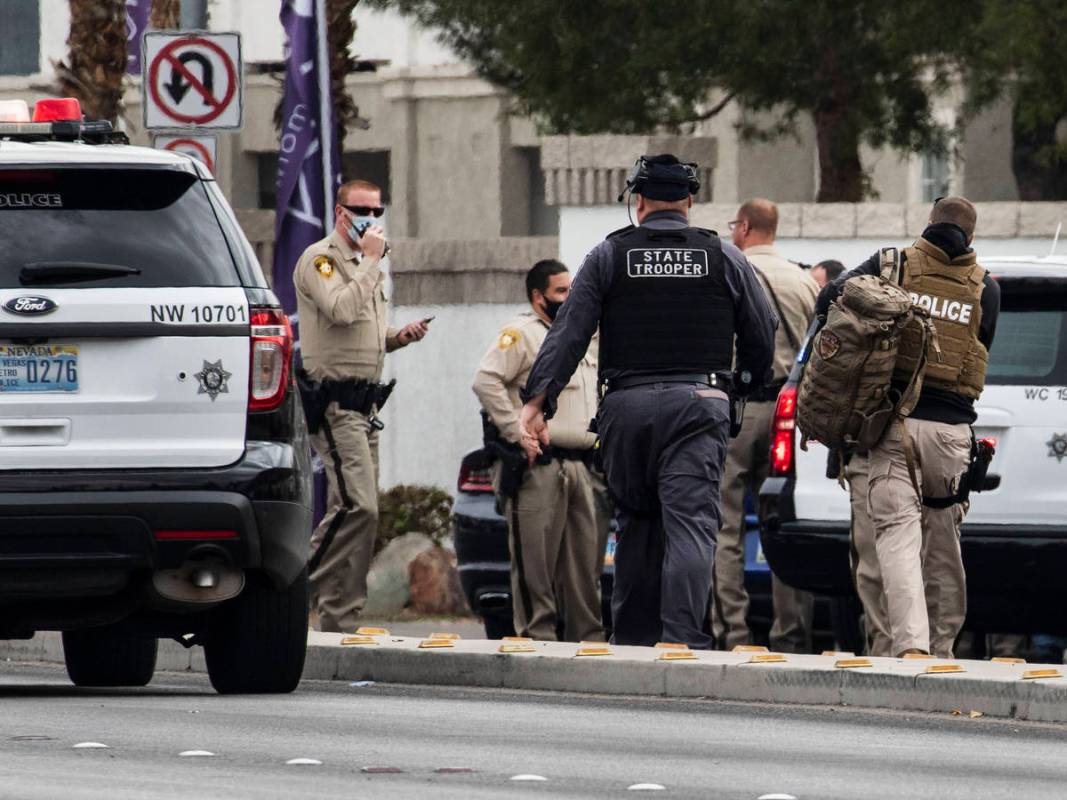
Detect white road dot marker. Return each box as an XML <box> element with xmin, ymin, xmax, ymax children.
<box><xmin>179</xmin><ymin>750</ymin><xmax>215</xmax><ymax>757</ymax></box>
<box><xmin>628</xmin><ymin>783</ymin><xmax>667</xmax><ymax>791</ymax></box>
<box><xmin>72</xmin><ymin>742</ymin><xmax>109</xmax><ymax>749</ymax></box>
<box><xmin>510</xmin><ymin>774</ymin><xmax>548</xmax><ymax>781</ymax></box>
<box><xmin>286</xmin><ymin>758</ymin><xmax>323</xmax><ymax>766</ymax></box>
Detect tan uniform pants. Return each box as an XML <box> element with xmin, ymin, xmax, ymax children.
<box><xmin>308</xmin><ymin>403</ymin><xmax>379</xmax><ymax>634</ymax></box>
<box><xmin>868</xmin><ymin>417</ymin><xmax>970</xmax><ymax>657</ymax></box>
<box><xmin>500</xmin><ymin>457</ymin><xmax>611</xmax><ymax>642</ymax></box>
<box><xmin>844</xmin><ymin>453</ymin><xmax>893</xmax><ymax>657</ymax></box>
<box><xmin>711</xmin><ymin>400</ymin><xmax>814</xmax><ymax>653</ymax></box>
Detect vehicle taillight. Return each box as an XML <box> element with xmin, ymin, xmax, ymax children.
<box><xmin>458</xmin><ymin>460</ymin><xmax>494</xmax><ymax>494</ymax></box>
<box><xmin>769</xmin><ymin>384</ymin><xmax>798</xmax><ymax>477</ymax></box>
<box><xmin>32</xmin><ymin>97</ymin><xmax>82</xmax><ymax>122</ymax></box>
<box><xmin>249</xmin><ymin>307</ymin><xmax>293</xmax><ymax>411</ymax></box>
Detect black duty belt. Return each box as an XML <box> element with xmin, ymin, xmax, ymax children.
<box><xmin>749</xmin><ymin>380</ymin><xmax>786</xmax><ymax>403</ymax></box>
<box><xmin>536</xmin><ymin>445</ymin><xmax>595</xmax><ymax>466</ymax></box>
<box><xmin>606</xmin><ymin>372</ymin><xmax>731</xmax><ymax>393</ymax></box>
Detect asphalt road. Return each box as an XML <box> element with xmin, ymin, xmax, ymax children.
<box><xmin>1</xmin><ymin>664</ymin><xmax>1066</xmax><ymax>799</ymax></box>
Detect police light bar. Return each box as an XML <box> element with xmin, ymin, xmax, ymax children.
<box><xmin>32</xmin><ymin>97</ymin><xmax>82</xmax><ymax>122</ymax></box>
<box><xmin>0</xmin><ymin>100</ymin><xmax>30</xmax><ymax>123</ymax></box>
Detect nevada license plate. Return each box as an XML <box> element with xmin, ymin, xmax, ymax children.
<box><xmin>0</xmin><ymin>344</ymin><xmax>79</xmax><ymax>393</ymax></box>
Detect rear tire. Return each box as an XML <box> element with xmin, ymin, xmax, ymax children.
<box><xmin>204</xmin><ymin>569</ymin><xmax>308</xmax><ymax>694</ymax></box>
<box><xmin>482</xmin><ymin>612</ymin><xmax>515</xmax><ymax>640</ymax></box>
<box><xmin>63</xmin><ymin>626</ymin><xmax>157</xmax><ymax>687</ymax></box>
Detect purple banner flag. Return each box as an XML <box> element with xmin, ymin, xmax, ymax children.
<box><xmin>272</xmin><ymin>0</ymin><xmax>341</xmax><ymax>322</ymax></box>
<box><xmin>125</xmin><ymin>0</ymin><xmax>152</xmax><ymax>75</ymax></box>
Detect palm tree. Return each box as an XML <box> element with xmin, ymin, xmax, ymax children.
<box><xmin>55</xmin><ymin>0</ymin><xmax>127</xmax><ymax>124</ymax></box>
<box><xmin>150</xmin><ymin>0</ymin><xmax>181</xmax><ymax>30</ymax></box>
<box><xmin>327</xmin><ymin>0</ymin><xmax>364</xmax><ymax>145</ymax></box>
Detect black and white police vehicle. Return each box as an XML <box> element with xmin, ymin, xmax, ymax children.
<box><xmin>0</xmin><ymin>98</ymin><xmax>311</xmax><ymax>693</ymax></box>
<box><xmin>760</xmin><ymin>255</ymin><xmax>1067</xmax><ymax>648</ymax></box>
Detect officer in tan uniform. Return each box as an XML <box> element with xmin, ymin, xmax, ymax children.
<box><xmin>712</xmin><ymin>198</ymin><xmax>817</xmax><ymax>652</ymax></box>
<box><xmin>843</xmin><ymin>452</ymin><xmax>893</xmax><ymax>655</ymax></box>
<box><xmin>816</xmin><ymin>197</ymin><xmax>1000</xmax><ymax>657</ymax></box>
<box><xmin>295</xmin><ymin>179</ymin><xmax>430</xmax><ymax>633</ymax></box>
<box><xmin>473</xmin><ymin>259</ymin><xmax>610</xmax><ymax>642</ymax></box>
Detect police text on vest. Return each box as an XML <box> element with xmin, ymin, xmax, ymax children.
<box><xmin>910</xmin><ymin>293</ymin><xmax>973</xmax><ymax>324</ymax></box>
<box><xmin>626</xmin><ymin>249</ymin><xmax>710</xmax><ymax>278</ymax></box>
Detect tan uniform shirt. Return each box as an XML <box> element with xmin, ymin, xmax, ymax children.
<box><xmin>294</xmin><ymin>230</ymin><xmax>401</xmax><ymax>382</ymax></box>
<box><xmin>473</xmin><ymin>312</ymin><xmax>598</xmax><ymax>450</ymax></box>
<box><xmin>744</xmin><ymin>244</ymin><xmax>819</xmax><ymax>384</ymax></box>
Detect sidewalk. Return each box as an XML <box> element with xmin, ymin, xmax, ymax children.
<box><xmin>6</xmin><ymin>631</ymin><xmax>1067</xmax><ymax>724</ymax></box>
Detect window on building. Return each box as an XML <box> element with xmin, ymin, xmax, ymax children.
<box><xmin>0</xmin><ymin>0</ymin><xmax>40</xmax><ymax>76</ymax></box>
<box><xmin>921</xmin><ymin>151</ymin><xmax>952</xmax><ymax>203</ymax></box>
<box><xmin>258</xmin><ymin>150</ymin><xmax>391</xmax><ymax>210</ymax></box>
<box><xmin>502</xmin><ymin>146</ymin><xmax>558</xmax><ymax>237</ymax></box>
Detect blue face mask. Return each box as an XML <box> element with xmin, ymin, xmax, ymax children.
<box><xmin>348</xmin><ymin>215</ymin><xmax>384</xmax><ymax>242</ymax></box>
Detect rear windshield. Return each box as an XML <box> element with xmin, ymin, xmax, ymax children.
<box><xmin>0</xmin><ymin>167</ymin><xmax>239</xmax><ymax>288</ymax></box>
<box><xmin>986</xmin><ymin>279</ymin><xmax>1067</xmax><ymax>386</ymax></box>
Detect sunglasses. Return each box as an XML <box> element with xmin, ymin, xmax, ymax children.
<box><xmin>341</xmin><ymin>204</ymin><xmax>385</xmax><ymax>217</ymax></box>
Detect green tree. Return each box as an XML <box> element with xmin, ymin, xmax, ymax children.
<box><xmin>968</xmin><ymin>2</ymin><xmax>1067</xmax><ymax>200</ymax></box>
<box><xmin>369</xmin><ymin>0</ymin><xmax>981</xmax><ymax>201</ymax></box>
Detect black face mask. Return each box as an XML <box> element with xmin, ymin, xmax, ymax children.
<box><xmin>543</xmin><ymin>299</ymin><xmax>564</xmax><ymax>320</ymax></box>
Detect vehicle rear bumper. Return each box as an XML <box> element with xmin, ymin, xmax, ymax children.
<box><xmin>0</xmin><ymin>441</ymin><xmax>312</xmax><ymax>600</ymax></box>
<box><xmin>760</xmin><ymin>477</ymin><xmax>1067</xmax><ymax>633</ymax></box>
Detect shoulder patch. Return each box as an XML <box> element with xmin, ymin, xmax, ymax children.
<box><xmin>313</xmin><ymin>255</ymin><xmax>335</xmax><ymax>278</ymax></box>
<box><xmin>498</xmin><ymin>328</ymin><xmax>521</xmax><ymax>350</ymax></box>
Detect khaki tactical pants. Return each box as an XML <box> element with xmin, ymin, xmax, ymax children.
<box><xmin>845</xmin><ymin>453</ymin><xmax>893</xmax><ymax>657</ymax></box>
<box><xmin>500</xmin><ymin>458</ymin><xmax>611</xmax><ymax>642</ymax></box>
<box><xmin>308</xmin><ymin>403</ymin><xmax>380</xmax><ymax>634</ymax></box>
<box><xmin>711</xmin><ymin>400</ymin><xmax>814</xmax><ymax>653</ymax></box>
<box><xmin>868</xmin><ymin>418</ymin><xmax>970</xmax><ymax>657</ymax></box>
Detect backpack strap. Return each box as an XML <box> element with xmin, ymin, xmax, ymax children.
<box><xmin>878</xmin><ymin>247</ymin><xmax>902</xmax><ymax>284</ymax></box>
<box><xmin>749</xmin><ymin>261</ymin><xmax>801</xmax><ymax>352</ymax></box>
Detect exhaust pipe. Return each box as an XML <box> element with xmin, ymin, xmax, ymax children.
<box><xmin>150</xmin><ymin>558</ymin><xmax>243</xmax><ymax>608</ymax></box>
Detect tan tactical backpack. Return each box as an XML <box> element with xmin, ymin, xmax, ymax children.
<box><xmin>796</xmin><ymin>248</ymin><xmax>936</xmax><ymax>453</ymax></box>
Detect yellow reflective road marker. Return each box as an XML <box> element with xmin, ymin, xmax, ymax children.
<box><xmin>575</xmin><ymin>646</ymin><xmax>612</xmax><ymax>657</ymax></box>
<box><xmin>655</xmin><ymin>642</ymin><xmax>690</xmax><ymax>650</ymax></box>
<box><xmin>822</xmin><ymin>651</ymin><xmax>855</xmax><ymax>658</ymax></box>
<box><xmin>355</xmin><ymin>626</ymin><xmax>389</xmax><ymax>636</ymax></box>
<box><xmin>659</xmin><ymin>650</ymin><xmax>698</xmax><ymax>661</ymax></box>
<box><xmin>1022</xmin><ymin>669</ymin><xmax>1063</xmax><ymax>680</ymax></box>
<box><xmin>498</xmin><ymin>643</ymin><xmax>537</xmax><ymax>654</ymax></box>
<box><xmin>924</xmin><ymin>664</ymin><xmax>965</xmax><ymax>674</ymax></box>
<box><xmin>502</xmin><ymin>636</ymin><xmax>532</xmax><ymax>642</ymax></box>
<box><xmin>748</xmin><ymin>653</ymin><xmax>787</xmax><ymax>664</ymax></box>
<box><xmin>418</xmin><ymin>638</ymin><xmax>455</xmax><ymax>649</ymax></box>
<box><xmin>429</xmin><ymin>632</ymin><xmax>461</xmax><ymax>640</ymax></box>
<box><xmin>835</xmin><ymin>658</ymin><xmax>873</xmax><ymax>669</ymax></box>
<box><xmin>903</xmin><ymin>652</ymin><xmax>936</xmax><ymax>660</ymax></box>
<box><xmin>733</xmin><ymin>645</ymin><xmax>769</xmax><ymax>653</ymax></box>
<box><xmin>341</xmin><ymin>635</ymin><xmax>378</xmax><ymax>646</ymax></box>
<box><xmin>992</xmin><ymin>657</ymin><xmax>1026</xmax><ymax>664</ymax></box>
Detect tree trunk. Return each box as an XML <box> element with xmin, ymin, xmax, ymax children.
<box><xmin>150</xmin><ymin>0</ymin><xmax>181</xmax><ymax>30</ymax></box>
<box><xmin>327</xmin><ymin>0</ymin><xmax>361</xmax><ymax>148</ymax></box>
<box><xmin>1012</xmin><ymin>103</ymin><xmax>1067</xmax><ymax>201</ymax></box>
<box><xmin>56</xmin><ymin>0</ymin><xmax>127</xmax><ymax>125</ymax></box>
<box><xmin>813</xmin><ymin>103</ymin><xmax>865</xmax><ymax>202</ymax></box>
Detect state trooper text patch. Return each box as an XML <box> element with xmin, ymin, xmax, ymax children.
<box><xmin>314</xmin><ymin>255</ymin><xmax>335</xmax><ymax>278</ymax></box>
<box><xmin>626</xmin><ymin>248</ymin><xmax>709</xmax><ymax>278</ymax></box>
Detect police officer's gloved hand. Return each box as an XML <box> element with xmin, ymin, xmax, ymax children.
<box><xmin>733</xmin><ymin>369</ymin><xmax>755</xmax><ymax>398</ymax></box>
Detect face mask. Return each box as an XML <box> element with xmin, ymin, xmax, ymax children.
<box><xmin>347</xmin><ymin>214</ymin><xmax>384</xmax><ymax>242</ymax></box>
<box><xmin>543</xmin><ymin>298</ymin><xmax>564</xmax><ymax>320</ymax></box>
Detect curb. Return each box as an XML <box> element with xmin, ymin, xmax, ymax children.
<box><xmin>7</xmin><ymin>632</ymin><xmax>1067</xmax><ymax>723</ymax></box>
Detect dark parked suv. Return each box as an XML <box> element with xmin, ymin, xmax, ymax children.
<box><xmin>0</xmin><ymin>108</ymin><xmax>311</xmax><ymax>693</ymax></box>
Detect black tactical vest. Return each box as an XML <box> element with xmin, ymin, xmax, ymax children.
<box><xmin>599</xmin><ymin>225</ymin><xmax>735</xmax><ymax>374</ymax></box>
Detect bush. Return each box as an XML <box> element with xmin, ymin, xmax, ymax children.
<box><xmin>376</xmin><ymin>485</ymin><xmax>453</xmax><ymax>555</ymax></box>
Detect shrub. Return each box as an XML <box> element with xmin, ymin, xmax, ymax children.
<box><xmin>376</xmin><ymin>485</ymin><xmax>453</xmax><ymax>554</ymax></box>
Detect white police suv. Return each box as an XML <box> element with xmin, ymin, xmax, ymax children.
<box><xmin>0</xmin><ymin>99</ymin><xmax>311</xmax><ymax>692</ymax></box>
<box><xmin>760</xmin><ymin>255</ymin><xmax>1067</xmax><ymax>647</ymax></box>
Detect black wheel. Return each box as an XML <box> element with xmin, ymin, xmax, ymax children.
<box><xmin>482</xmin><ymin>612</ymin><xmax>515</xmax><ymax>640</ymax></box>
<box><xmin>830</xmin><ymin>593</ymin><xmax>866</xmax><ymax>655</ymax></box>
<box><xmin>63</xmin><ymin>626</ymin><xmax>157</xmax><ymax>687</ymax></box>
<box><xmin>204</xmin><ymin>569</ymin><xmax>308</xmax><ymax>694</ymax></box>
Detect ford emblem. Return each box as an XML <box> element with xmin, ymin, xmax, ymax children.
<box><xmin>3</xmin><ymin>296</ymin><xmax>58</xmax><ymax>316</ymax></box>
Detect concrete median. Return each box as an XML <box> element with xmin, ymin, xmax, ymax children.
<box><xmin>5</xmin><ymin>630</ymin><xmax>1067</xmax><ymax>723</ymax></box>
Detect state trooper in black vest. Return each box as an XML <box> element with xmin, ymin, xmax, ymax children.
<box><xmin>519</xmin><ymin>155</ymin><xmax>777</xmax><ymax>648</ymax></box>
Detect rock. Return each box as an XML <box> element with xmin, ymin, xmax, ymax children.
<box><xmin>363</xmin><ymin>532</ymin><xmax>434</xmax><ymax>616</ymax></box>
<box><xmin>408</xmin><ymin>546</ymin><xmax>469</xmax><ymax>615</ymax></box>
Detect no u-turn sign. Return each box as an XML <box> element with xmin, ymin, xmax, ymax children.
<box><xmin>143</xmin><ymin>32</ymin><xmax>243</xmax><ymax>130</ymax></box>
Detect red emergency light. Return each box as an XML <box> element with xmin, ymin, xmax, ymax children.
<box><xmin>32</xmin><ymin>98</ymin><xmax>82</xmax><ymax>123</ymax></box>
